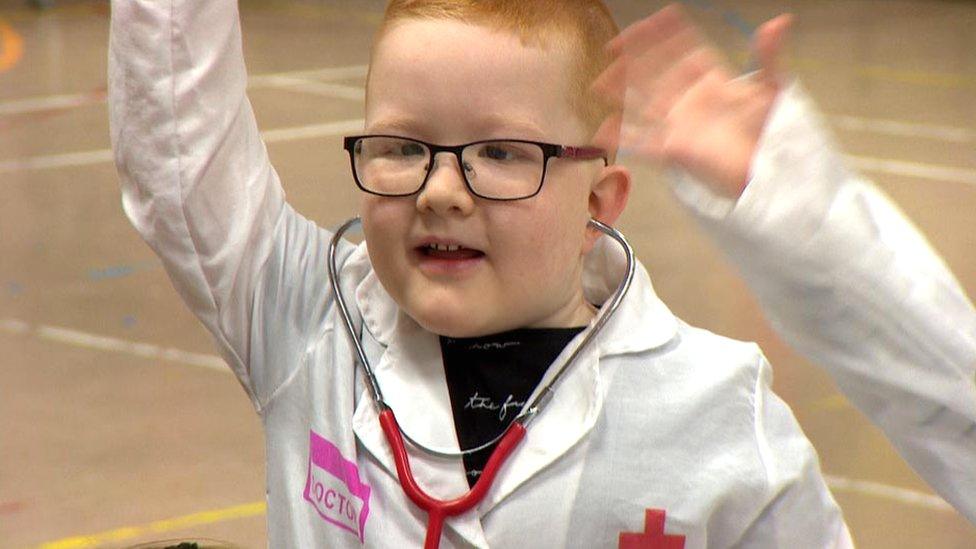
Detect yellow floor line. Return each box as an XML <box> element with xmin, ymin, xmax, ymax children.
<box><xmin>727</xmin><ymin>50</ymin><xmax>976</xmax><ymax>89</ymax></box>
<box><xmin>36</xmin><ymin>501</ymin><xmax>266</xmax><ymax>549</ymax></box>
<box><xmin>792</xmin><ymin>56</ymin><xmax>976</xmax><ymax>89</ymax></box>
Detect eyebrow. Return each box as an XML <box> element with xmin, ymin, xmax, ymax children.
<box><xmin>476</xmin><ymin>115</ymin><xmax>548</xmax><ymax>141</ymax></box>
<box><xmin>366</xmin><ymin>117</ymin><xmax>422</xmax><ymax>136</ymax></box>
<box><xmin>366</xmin><ymin>116</ymin><xmax>549</xmax><ymax>142</ymax></box>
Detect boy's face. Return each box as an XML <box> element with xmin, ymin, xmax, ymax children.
<box><xmin>361</xmin><ymin>18</ymin><xmax>607</xmax><ymax>337</ymax></box>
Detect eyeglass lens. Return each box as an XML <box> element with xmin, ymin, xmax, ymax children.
<box><xmin>353</xmin><ymin>137</ymin><xmax>545</xmax><ymax>199</ymax></box>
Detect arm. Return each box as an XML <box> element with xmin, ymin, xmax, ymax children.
<box><xmin>109</xmin><ymin>0</ymin><xmax>288</xmax><ymax>407</ymax></box>
<box><xmin>674</xmin><ymin>83</ymin><xmax>976</xmax><ymax>525</ymax></box>
<box><xmin>601</xmin><ymin>3</ymin><xmax>976</xmax><ymax>523</ymax></box>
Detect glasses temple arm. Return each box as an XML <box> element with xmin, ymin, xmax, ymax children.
<box><xmin>559</xmin><ymin>146</ymin><xmax>609</xmax><ymax>165</ymax></box>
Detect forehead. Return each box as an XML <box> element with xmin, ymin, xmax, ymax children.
<box><xmin>366</xmin><ymin>18</ymin><xmax>584</xmax><ymax>141</ymax></box>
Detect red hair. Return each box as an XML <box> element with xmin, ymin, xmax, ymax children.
<box><xmin>371</xmin><ymin>0</ymin><xmax>620</xmax><ymax>134</ymax></box>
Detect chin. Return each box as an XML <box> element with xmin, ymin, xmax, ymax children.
<box><xmin>412</xmin><ymin>311</ymin><xmax>490</xmax><ymax>338</ymax></box>
<box><xmin>406</xmin><ymin>299</ymin><xmax>505</xmax><ymax>338</ymax></box>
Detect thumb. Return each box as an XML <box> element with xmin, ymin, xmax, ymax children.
<box><xmin>752</xmin><ymin>14</ymin><xmax>793</xmax><ymax>86</ymax></box>
<box><xmin>590</xmin><ymin>113</ymin><xmax>622</xmax><ymax>158</ymax></box>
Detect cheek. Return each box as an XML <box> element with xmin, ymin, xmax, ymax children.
<box><xmin>492</xmin><ymin>193</ymin><xmax>588</xmax><ymax>281</ymax></box>
<box><xmin>361</xmin><ymin>196</ymin><xmax>410</xmax><ymax>243</ymax></box>
<box><xmin>531</xmin><ymin>177</ymin><xmax>591</xmax><ymax>256</ymax></box>
<box><xmin>360</xmin><ymin>196</ymin><xmax>411</xmax><ymax>291</ymax></box>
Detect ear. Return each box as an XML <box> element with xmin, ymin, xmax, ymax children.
<box><xmin>583</xmin><ymin>164</ymin><xmax>631</xmax><ymax>254</ymax></box>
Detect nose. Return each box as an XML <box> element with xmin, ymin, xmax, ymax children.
<box><xmin>415</xmin><ymin>151</ymin><xmax>475</xmax><ymax>216</ymax></box>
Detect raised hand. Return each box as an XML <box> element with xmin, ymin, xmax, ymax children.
<box><xmin>593</xmin><ymin>4</ymin><xmax>793</xmax><ymax>198</ymax></box>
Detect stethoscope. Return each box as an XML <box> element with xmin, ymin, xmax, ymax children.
<box><xmin>327</xmin><ymin>216</ymin><xmax>635</xmax><ymax>549</ymax></box>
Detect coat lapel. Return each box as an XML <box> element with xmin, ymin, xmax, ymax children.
<box><xmin>477</xmin><ymin>236</ymin><xmax>679</xmax><ymax>513</ymax></box>
<box><xmin>348</xmin><ymin>246</ymin><xmax>488</xmax><ymax>546</ymax></box>
<box><xmin>347</xmin><ymin>235</ymin><xmax>679</xmax><ymax>540</ymax></box>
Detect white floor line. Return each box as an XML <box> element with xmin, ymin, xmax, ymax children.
<box><xmin>824</xmin><ymin>475</ymin><xmax>954</xmax><ymax>512</ymax></box>
<box><xmin>1</xmin><ymin>317</ymin><xmax>961</xmax><ymax>513</ymax></box>
<box><xmin>0</xmin><ymin>65</ymin><xmax>367</xmax><ymax>117</ymax></box>
<box><xmin>832</xmin><ymin>115</ymin><xmax>975</xmax><ymax>143</ymax></box>
<box><xmin>1</xmin><ymin>317</ymin><xmax>228</xmax><ymax>373</ymax></box>
<box><xmin>252</xmin><ymin>76</ymin><xmax>364</xmax><ymax>101</ymax></box>
<box><xmin>0</xmin><ymin>148</ymin><xmax>114</xmax><ymax>173</ymax></box>
<box><xmin>7</xmin><ymin>56</ymin><xmax>976</xmax><ymax>150</ymax></box>
<box><xmin>0</xmin><ymin>90</ymin><xmax>102</xmax><ymax>116</ymax></box>
<box><xmin>0</xmin><ymin>118</ymin><xmax>364</xmax><ymax>174</ymax></box>
<box><xmin>846</xmin><ymin>155</ymin><xmax>976</xmax><ymax>187</ymax></box>
<box><xmin>5</xmin><ymin>134</ymin><xmax>973</xmax><ymax>191</ymax></box>
<box><xmin>0</xmin><ymin>90</ymin><xmax>106</xmax><ymax>117</ymax></box>
<box><xmin>0</xmin><ymin>317</ymin><xmax>30</xmax><ymax>335</ymax></box>
<box><xmin>5</xmin><ymin>72</ymin><xmax>976</xmax><ymax>189</ymax></box>
<box><xmin>261</xmin><ymin>118</ymin><xmax>364</xmax><ymax>143</ymax></box>
<box><xmin>249</xmin><ymin>64</ymin><xmax>368</xmax><ymax>84</ymax></box>
<box><xmin>4</xmin><ymin>58</ymin><xmax>975</xmax><ymax>150</ymax></box>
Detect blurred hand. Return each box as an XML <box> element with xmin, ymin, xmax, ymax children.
<box><xmin>593</xmin><ymin>4</ymin><xmax>793</xmax><ymax>198</ymax></box>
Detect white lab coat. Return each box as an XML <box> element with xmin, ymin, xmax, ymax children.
<box><xmin>108</xmin><ymin>1</ymin><xmax>852</xmax><ymax>546</ymax></box>
<box><xmin>670</xmin><ymin>85</ymin><xmax>976</xmax><ymax>525</ymax></box>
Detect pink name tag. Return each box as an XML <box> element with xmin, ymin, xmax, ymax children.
<box><xmin>304</xmin><ymin>430</ymin><xmax>372</xmax><ymax>543</ymax></box>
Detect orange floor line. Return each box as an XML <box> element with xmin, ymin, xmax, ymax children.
<box><xmin>0</xmin><ymin>18</ymin><xmax>24</xmax><ymax>74</ymax></box>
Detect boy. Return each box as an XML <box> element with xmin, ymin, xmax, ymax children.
<box><xmin>109</xmin><ymin>0</ymin><xmax>851</xmax><ymax>547</ymax></box>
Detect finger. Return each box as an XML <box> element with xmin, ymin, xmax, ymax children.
<box><xmin>662</xmin><ymin>71</ymin><xmax>752</xmax><ymax>196</ymax></box>
<box><xmin>625</xmin><ymin>23</ymin><xmax>702</xmax><ymax>90</ymax></box>
<box><xmin>618</xmin><ymin>119</ymin><xmax>666</xmax><ymax>163</ymax></box>
<box><xmin>590</xmin><ymin>112</ymin><xmax>622</xmax><ymax>154</ymax></box>
<box><xmin>591</xmin><ymin>54</ymin><xmax>631</xmax><ymax>108</ymax></box>
<box><xmin>607</xmin><ymin>3</ymin><xmax>688</xmax><ymax>58</ymax></box>
<box><xmin>752</xmin><ymin>14</ymin><xmax>794</xmax><ymax>86</ymax></box>
<box><xmin>642</xmin><ymin>47</ymin><xmax>722</xmax><ymax>122</ymax></box>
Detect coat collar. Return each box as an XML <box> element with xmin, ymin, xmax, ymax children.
<box><xmin>345</xmin><ymin>235</ymin><xmax>678</xmax><ymax>546</ymax></box>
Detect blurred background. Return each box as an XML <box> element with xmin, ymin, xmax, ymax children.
<box><xmin>1</xmin><ymin>0</ymin><xmax>974</xmax><ymax>547</ymax></box>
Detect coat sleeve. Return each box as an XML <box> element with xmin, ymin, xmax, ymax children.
<box><xmin>107</xmin><ymin>0</ymin><xmax>344</xmax><ymax>410</ymax></box>
<box><xmin>669</xmin><ymin>82</ymin><xmax>976</xmax><ymax>524</ymax></box>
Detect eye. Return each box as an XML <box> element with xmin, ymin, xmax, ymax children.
<box><xmin>399</xmin><ymin>142</ymin><xmax>425</xmax><ymax>157</ymax></box>
<box><xmin>357</xmin><ymin>137</ymin><xmax>427</xmax><ymax>160</ymax></box>
<box><xmin>477</xmin><ymin>142</ymin><xmax>538</xmax><ymax>163</ymax></box>
<box><xmin>485</xmin><ymin>145</ymin><xmax>513</xmax><ymax>161</ymax></box>
<box><xmin>481</xmin><ymin>144</ymin><xmax>518</xmax><ymax>161</ymax></box>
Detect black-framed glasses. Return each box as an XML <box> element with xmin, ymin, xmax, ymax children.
<box><xmin>342</xmin><ymin>135</ymin><xmax>608</xmax><ymax>201</ymax></box>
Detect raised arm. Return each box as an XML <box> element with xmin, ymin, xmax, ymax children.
<box><xmin>108</xmin><ymin>0</ymin><xmax>286</xmax><ymax>404</ymax></box>
<box><xmin>676</xmin><ymin>83</ymin><xmax>976</xmax><ymax>525</ymax></box>
<box><xmin>598</xmin><ymin>3</ymin><xmax>976</xmax><ymax>523</ymax></box>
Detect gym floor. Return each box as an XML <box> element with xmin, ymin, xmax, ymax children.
<box><xmin>2</xmin><ymin>0</ymin><xmax>974</xmax><ymax>547</ymax></box>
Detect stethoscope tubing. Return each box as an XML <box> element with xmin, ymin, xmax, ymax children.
<box><xmin>328</xmin><ymin>216</ymin><xmax>388</xmax><ymax>409</ymax></box>
<box><xmin>327</xmin><ymin>216</ymin><xmax>635</xmax><ymax>549</ymax></box>
<box><xmin>379</xmin><ymin>409</ymin><xmax>526</xmax><ymax>549</ymax></box>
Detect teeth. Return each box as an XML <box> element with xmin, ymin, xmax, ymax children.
<box><xmin>427</xmin><ymin>243</ymin><xmax>461</xmax><ymax>252</ymax></box>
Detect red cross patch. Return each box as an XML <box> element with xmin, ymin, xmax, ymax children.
<box><xmin>618</xmin><ymin>509</ymin><xmax>686</xmax><ymax>549</ymax></box>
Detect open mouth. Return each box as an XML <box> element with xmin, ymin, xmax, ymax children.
<box><xmin>418</xmin><ymin>243</ymin><xmax>485</xmax><ymax>261</ymax></box>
